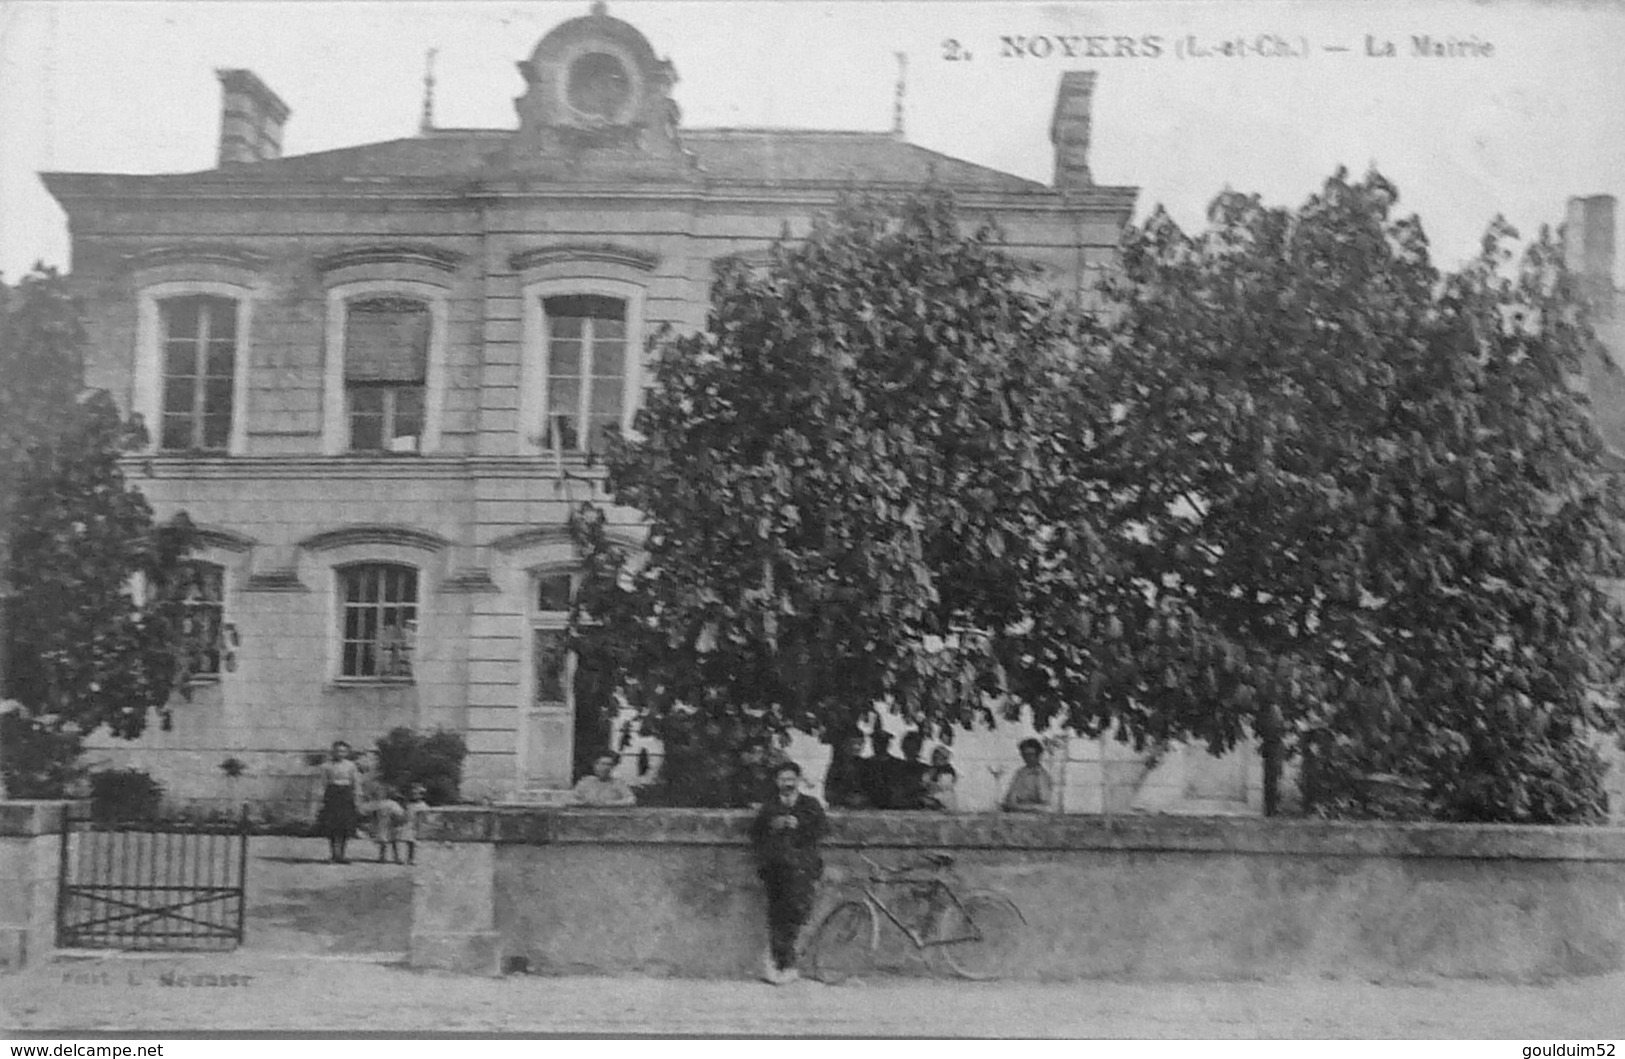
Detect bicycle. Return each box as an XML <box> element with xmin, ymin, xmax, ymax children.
<box><xmin>805</xmin><ymin>849</ymin><xmax>1027</xmax><ymax>983</ymax></box>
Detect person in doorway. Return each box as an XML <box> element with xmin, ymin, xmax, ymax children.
<box><xmin>750</xmin><ymin>761</ymin><xmax>827</xmax><ymax>985</ymax></box>
<box><xmin>315</xmin><ymin>740</ymin><xmax>363</xmax><ymax>863</ymax></box>
<box><xmin>922</xmin><ymin>745</ymin><xmax>959</xmax><ymax>812</ymax></box>
<box><xmin>1001</xmin><ymin>737</ymin><xmax>1056</xmax><ymax>813</ymax></box>
<box><xmin>400</xmin><ymin>783</ymin><xmax>429</xmax><ymax>865</ymax></box>
<box><xmin>571</xmin><ymin>750</ymin><xmax>637</xmax><ymax>806</ymax></box>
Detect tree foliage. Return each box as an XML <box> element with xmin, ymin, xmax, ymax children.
<box><xmin>1090</xmin><ymin>169</ymin><xmax>1625</xmax><ymax>821</ymax></box>
<box><xmin>571</xmin><ymin>177</ymin><xmax>1623</xmax><ymax>822</ymax></box>
<box><xmin>571</xmin><ymin>191</ymin><xmax>1093</xmax><ymax>772</ymax></box>
<box><xmin>0</xmin><ymin>268</ymin><xmax>203</xmax><ymax>795</ymax></box>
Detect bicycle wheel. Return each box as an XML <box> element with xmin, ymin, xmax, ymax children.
<box><xmin>936</xmin><ymin>891</ymin><xmax>1027</xmax><ymax>981</ymax></box>
<box><xmin>807</xmin><ymin>900</ymin><xmax>877</xmax><ymax>984</ymax></box>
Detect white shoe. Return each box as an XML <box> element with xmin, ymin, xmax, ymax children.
<box><xmin>760</xmin><ymin>949</ymin><xmax>779</xmax><ymax>984</ymax></box>
<box><xmin>778</xmin><ymin>966</ymin><xmax>800</xmax><ymax>984</ymax></box>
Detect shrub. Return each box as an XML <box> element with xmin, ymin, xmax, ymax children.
<box><xmin>89</xmin><ymin>768</ymin><xmax>163</xmax><ymax>823</ymax></box>
<box><xmin>374</xmin><ymin>727</ymin><xmax>467</xmax><ymax>804</ymax></box>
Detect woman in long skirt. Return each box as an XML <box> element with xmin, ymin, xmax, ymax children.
<box><xmin>315</xmin><ymin>740</ymin><xmax>362</xmax><ymax>863</ymax></box>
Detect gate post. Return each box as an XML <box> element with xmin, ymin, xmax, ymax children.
<box><xmin>0</xmin><ymin>800</ymin><xmax>84</xmax><ymax>971</ymax></box>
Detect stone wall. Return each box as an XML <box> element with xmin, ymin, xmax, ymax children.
<box><xmin>0</xmin><ymin>802</ymin><xmax>79</xmax><ymax>970</ymax></box>
<box><xmin>411</xmin><ymin>807</ymin><xmax>1625</xmax><ymax>982</ymax></box>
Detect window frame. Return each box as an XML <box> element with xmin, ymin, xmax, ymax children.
<box><xmin>335</xmin><ymin>561</ymin><xmax>421</xmax><ymax>683</ymax></box>
<box><xmin>173</xmin><ymin>559</ymin><xmax>229</xmax><ymax>680</ymax></box>
<box><xmin>529</xmin><ymin>569</ymin><xmax>581</xmax><ymax>712</ymax></box>
<box><xmin>322</xmin><ymin>280</ymin><xmax>449</xmax><ymax>456</ymax></box>
<box><xmin>519</xmin><ymin>277</ymin><xmax>645</xmax><ymax>456</ymax></box>
<box><xmin>134</xmin><ymin>281</ymin><xmax>254</xmax><ymax>456</ymax></box>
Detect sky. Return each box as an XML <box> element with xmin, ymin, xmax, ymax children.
<box><xmin>0</xmin><ymin>0</ymin><xmax>1622</xmax><ymax>284</ymax></box>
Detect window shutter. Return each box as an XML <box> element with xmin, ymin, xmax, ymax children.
<box><xmin>344</xmin><ymin>297</ymin><xmax>430</xmax><ymax>382</ymax></box>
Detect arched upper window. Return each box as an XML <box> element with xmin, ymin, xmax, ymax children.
<box><xmin>321</xmin><ymin>280</ymin><xmax>449</xmax><ymax>456</ymax></box>
<box><xmin>134</xmin><ymin>281</ymin><xmax>255</xmax><ymax>455</ymax></box>
<box><xmin>343</xmin><ymin>295</ymin><xmax>430</xmax><ymax>453</ymax></box>
<box><xmin>542</xmin><ymin>294</ymin><xmax>626</xmax><ymax>455</ymax></box>
<box><xmin>517</xmin><ymin>268</ymin><xmax>648</xmax><ymax>457</ymax></box>
<box><xmin>157</xmin><ymin>296</ymin><xmax>238</xmax><ymax>451</ymax></box>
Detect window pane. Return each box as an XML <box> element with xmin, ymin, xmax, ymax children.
<box><xmin>204</xmin><ymin>378</ymin><xmax>234</xmax><ymax>416</ymax></box>
<box><xmin>349</xmin><ymin>387</ymin><xmax>385</xmax><ymax>414</ymax></box>
<box><xmin>201</xmin><ymin>415</ymin><xmax>232</xmax><ymax>450</ymax></box>
<box><xmin>160</xmin><ymin>415</ymin><xmax>193</xmax><ymax>451</ymax></box>
<box><xmin>549</xmin><ymin>315</ymin><xmax>583</xmax><ymax>340</ymax></box>
<box><xmin>549</xmin><ymin>339</ymin><xmax>582</xmax><ymax>377</ymax></box>
<box><xmin>548</xmin><ymin>414</ymin><xmax>579</xmax><ymax>451</ymax></box>
<box><xmin>594</xmin><ymin>341</ymin><xmax>625</xmax><ymax>377</ymax></box>
<box><xmin>350</xmin><ymin>412</ymin><xmax>383</xmax><ymax>451</ymax></box>
<box><xmin>536</xmin><ymin>573</ymin><xmax>573</xmax><ymax>612</ymax></box>
<box><xmin>201</xmin><ymin>297</ymin><xmax>237</xmax><ymax>341</ymax></box>
<box><xmin>549</xmin><ymin>378</ymin><xmax>580</xmax><ymax>415</ymax></box>
<box><xmin>165</xmin><ymin>341</ymin><xmax>197</xmax><ymax>376</ymax></box>
<box><xmin>596</xmin><ymin>317</ymin><xmax>626</xmax><ymax>341</ymax></box>
<box><xmin>534</xmin><ymin>629</ymin><xmax>567</xmax><ymax>703</ymax></box>
<box><xmin>587</xmin><ymin>415</ymin><xmax>619</xmax><ymax>453</ymax></box>
<box><xmin>162</xmin><ymin>299</ymin><xmax>200</xmax><ymax>340</ymax></box>
<box><xmin>343</xmin><ymin>641</ymin><xmax>360</xmax><ymax>676</ymax></box>
<box><xmin>590</xmin><ymin>377</ymin><xmax>623</xmax><ymax>415</ymax></box>
<box><xmin>163</xmin><ymin>377</ymin><xmax>196</xmax><ymax>416</ymax></box>
<box><xmin>205</xmin><ymin>341</ymin><xmax>235</xmax><ymax>378</ymax></box>
<box><xmin>392</xmin><ymin>387</ymin><xmax>424</xmax><ymax>447</ymax></box>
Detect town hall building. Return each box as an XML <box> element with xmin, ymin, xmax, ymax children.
<box><xmin>45</xmin><ymin>4</ymin><xmax>1154</xmax><ymax>812</ymax></box>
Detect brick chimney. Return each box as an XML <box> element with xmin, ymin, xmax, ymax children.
<box><xmin>1050</xmin><ymin>71</ymin><xmax>1096</xmax><ymax>192</ymax></box>
<box><xmin>1566</xmin><ymin>195</ymin><xmax>1617</xmax><ymax>316</ymax></box>
<box><xmin>216</xmin><ymin>69</ymin><xmax>291</xmax><ymax>167</ymax></box>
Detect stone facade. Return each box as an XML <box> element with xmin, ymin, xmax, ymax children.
<box><xmin>44</xmin><ymin>5</ymin><xmax>1140</xmax><ymax>811</ymax></box>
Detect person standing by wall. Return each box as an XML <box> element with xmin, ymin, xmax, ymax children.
<box><xmin>315</xmin><ymin>740</ymin><xmax>362</xmax><ymax>863</ymax></box>
<box><xmin>1000</xmin><ymin>737</ymin><xmax>1056</xmax><ymax>813</ymax></box>
<box><xmin>750</xmin><ymin>760</ymin><xmax>827</xmax><ymax>984</ymax></box>
<box><xmin>822</xmin><ymin>730</ymin><xmax>869</xmax><ymax>810</ymax></box>
<box><xmin>922</xmin><ymin>745</ymin><xmax>959</xmax><ymax>812</ymax></box>
<box><xmin>571</xmin><ymin>750</ymin><xmax>636</xmax><ymax>806</ymax></box>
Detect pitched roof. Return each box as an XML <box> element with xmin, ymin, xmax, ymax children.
<box><xmin>49</xmin><ymin>127</ymin><xmax>1061</xmax><ymax>196</ymax></box>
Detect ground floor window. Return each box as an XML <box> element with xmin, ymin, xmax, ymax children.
<box><xmin>340</xmin><ymin>563</ymin><xmax>418</xmax><ymax>679</ymax></box>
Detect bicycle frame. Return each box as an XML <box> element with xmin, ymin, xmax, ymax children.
<box><xmin>851</xmin><ymin>866</ymin><xmax>982</xmax><ymax>950</ymax></box>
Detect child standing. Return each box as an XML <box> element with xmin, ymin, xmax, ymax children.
<box><xmin>400</xmin><ymin>784</ymin><xmax>429</xmax><ymax>865</ymax></box>
<box><xmin>371</xmin><ymin>787</ymin><xmax>407</xmax><ymax>864</ymax></box>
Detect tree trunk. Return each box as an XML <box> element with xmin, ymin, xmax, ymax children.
<box><xmin>1259</xmin><ymin>701</ymin><xmax>1284</xmax><ymax>817</ymax></box>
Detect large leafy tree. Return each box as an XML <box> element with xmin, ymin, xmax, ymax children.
<box><xmin>571</xmin><ymin>191</ymin><xmax>1103</xmax><ymax>791</ymax></box>
<box><xmin>1089</xmin><ymin>169</ymin><xmax>1625</xmax><ymax>821</ymax></box>
<box><xmin>0</xmin><ymin>268</ymin><xmax>200</xmax><ymax>796</ymax></box>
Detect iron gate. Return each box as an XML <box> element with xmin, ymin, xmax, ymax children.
<box><xmin>56</xmin><ymin>809</ymin><xmax>248</xmax><ymax>950</ymax></box>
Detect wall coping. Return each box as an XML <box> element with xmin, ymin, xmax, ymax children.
<box><xmin>0</xmin><ymin>800</ymin><xmax>86</xmax><ymax>837</ymax></box>
<box><xmin>417</xmin><ymin>807</ymin><xmax>1625</xmax><ymax>862</ymax></box>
